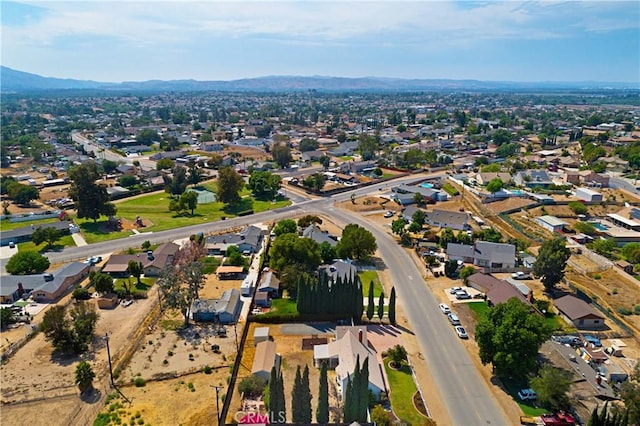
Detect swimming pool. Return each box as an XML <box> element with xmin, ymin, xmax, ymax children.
<box><xmin>420</xmin><ymin>183</ymin><xmax>434</xmax><ymax>189</ymax></box>
<box><xmin>590</xmin><ymin>222</ymin><xmax>608</xmax><ymax>231</ymax></box>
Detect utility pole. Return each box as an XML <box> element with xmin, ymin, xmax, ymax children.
<box><xmin>211</xmin><ymin>385</ymin><xmax>222</xmax><ymax>426</ymax></box>
<box><xmin>104</xmin><ymin>333</ymin><xmax>114</xmax><ymax>387</ymax></box>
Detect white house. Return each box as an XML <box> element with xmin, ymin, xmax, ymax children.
<box><xmin>447</xmin><ymin>241</ymin><xmax>516</xmax><ymax>269</ymax></box>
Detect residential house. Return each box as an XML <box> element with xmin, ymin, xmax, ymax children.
<box><xmin>535</xmin><ymin>215</ymin><xmax>569</xmax><ymax>234</ymax></box>
<box><xmin>465</xmin><ymin>272</ymin><xmax>503</xmax><ymax>293</ymax></box>
<box><xmin>257</xmin><ymin>268</ymin><xmax>280</xmax><ymax>297</ymax></box>
<box><xmin>302</xmin><ymin>224</ymin><xmax>338</xmax><ymax>247</ymax></box>
<box><xmin>554</xmin><ymin>295</ymin><xmax>605</xmax><ymax>329</ymax></box>
<box><xmin>446</xmin><ymin>241</ymin><xmax>516</xmax><ymax>268</ymax></box>
<box><xmin>252</xmin><ymin>340</ymin><xmax>281</xmax><ymax>382</ymax></box>
<box><xmin>328</xmin><ymin>141</ymin><xmax>359</xmax><ymax>157</ymax></box>
<box><xmin>150</xmin><ymin>150</ymin><xmax>185</xmax><ymax>161</ymax></box>
<box><xmin>191</xmin><ymin>289</ymin><xmax>242</xmax><ymax>324</ymax></box>
<box><xmin>313</xmin><ymin>326</ymin><xmax>386</xmax><ymax>400</ymax></box>
<box><xmin>486</xmin><ymin>280</ymin><xmax>532</xmax><ymax>307</ymax></box>
<box><xmin>301</xmin><ymin>150</ymin><xmax>324</xmax><ymax>162</ymax></box>
<box><xmin>392</xmin><ymin>193</ymin><xmax>418</xmax><ymax>206</ymax></box>
<box><xmin>602</xmin><ymin>156</ymin><xmax>628</xmax><ymax>173</ymax></box>
<box><xmin>402</xmin><ymin>206</ymin><xmax>424</xmax><ymax>223</ymax></box>
<box><xmin>201</xmin><ymin>141</ymin><xmax>224</xmax><ymax>152</ymax></box>
<box><xmin>514</xmin><ymin>170</ymin><xmax>553</xmax><ymax>188</ymax></box>
<box><xmin>392</xmin><ymin>184</ymin><xmax>447</xmax><ymax>202</ymax></box>
<box><xmin>338</xmin><ymin>160</ymin><xmax>377</xmax><ymax>174</ymax></box>
<box><xmin>424</xmin><ymin>209</ymin><xmax>470</xmax><ymax>231</ymax></box>
<box><xmin>1</xmin><ymin>221</ymin><xmax>71</xmax><ymax>246</ymax></box>
<box><xmin>1</xmin><ymin>262</ymin><xmax>90</xmax><ymax>303</ymax></box>
<box><xmin>101</xmin><ymin>242</ymin><xmax>178</xmax><ymax>277</ymax></box>
<box><xmin>318</xmin><ymin>260</ymin><xmax>357</xmax><ymax>284</ymax></box>
<box><xmin>116</xmin><ymin>164</ymin><xmax>136</xmax><ymax>175</ymax></box>
<box><xmin>581</xmin><ymin>171</ymin><xmax>610</xmax><ymax>188</ymax></box>
<box><xmin>205</xmin><ymin>225</ymin><xmax>264</xmax><ymax>255</ymax></box>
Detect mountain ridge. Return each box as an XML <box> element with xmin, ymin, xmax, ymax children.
<box><xmin>1</xmin><ymin>66</ymin><xmax>637</xmax><ymax>92</ymax></box>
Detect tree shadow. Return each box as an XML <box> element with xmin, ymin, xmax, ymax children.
<box><xmin>80</xmin><ymin>387</ymin><xmax>103</xmax><ymax>404</ymax></box>
<box><xmin>49</xmin><ymin>350</ymin><xmax>82</xmax><ymax>366</ymax></box>
<box><xmin>223</xmin><ymin>198</ymin><xmax>254</xmax><ymax>214</ymax></box>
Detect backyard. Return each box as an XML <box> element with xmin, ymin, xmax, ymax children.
<box><xmin>359</xmin><ymin>270</ymin><xmax>384</xmax><ymax>297</ymax></box>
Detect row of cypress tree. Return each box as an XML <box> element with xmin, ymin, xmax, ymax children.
<box><xmin>343</xmin><ymin>355</ymin><xmax>370</xmax><ymax>423</ymax></box>
<box><xmin>297</xmin><ymin>271</ymin><xmax>364</xmax><ymax>318</ymax></box>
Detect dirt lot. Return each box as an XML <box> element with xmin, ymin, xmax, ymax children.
<box><xmin>223</xmin><ymin>146</ymin><xmax>270</xmax><ymax>162</ymax></box>
<box><xmin>337</xmin><ymin>195</ymin><xmax>399</xmax><ymax>213</ymax></box>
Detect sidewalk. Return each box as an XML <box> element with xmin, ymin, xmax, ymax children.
<box><xmin>71</xmin><ymin>231</ymin><xmax>88</xmax><ymax>247</ymax></box>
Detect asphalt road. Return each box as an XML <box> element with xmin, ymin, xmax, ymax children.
<box><xmin>320</xmin><ymin>206</ymin><xmax>510</xmax><ymax>426</ymax></box>
<box><xmin>40</xmin><ymin>171</ymin><xmax>509</xmax><ymax>424</ymax></box>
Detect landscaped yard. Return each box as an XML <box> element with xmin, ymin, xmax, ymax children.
<box><xmin>262</xmin><ymin>298</ymin><xmax>298</xmax><ymax>317</ymax></box>
<box><xmin>384</xmin><ymin>358</ymin><xmax>427</xmax><ymax>425</ymax></box>
<box><xmin>17</xmin><ymin>234</ymin><xmax>75</xmax><ymax>252</ymax></box>
<box><xmin>467</xmin><ymin>301</ymin><xmax>490</xmax><ymax>319</ymax></box>
<box><xmin>359</xmin><ymin>270</ymin><xmax>384</xmax><ymax>297</ymax></box>
<box><xmin>75</xmin><ymin>218</ymin><xmax>132</xmax><ymax>244</ymax></box>
<box><xmin>442</xmin><ymin>183</ymin><xmax>460</xmax><ymax>196</ymax></box>
<box><xmin>114</xmin><ymin>277</ymin><xmax>156</xmax><ymax>293</ymax></box>
<box><xmin>0</xmin><ymin>217</ymin><xmax>60</xmax><ymax>231</ymax></box>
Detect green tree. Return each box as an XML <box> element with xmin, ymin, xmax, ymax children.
<box><xmin>135</xmin><ymin>128</ymin><xmax>159</xmax><ymax>145</ymax></box>
<box><xmin>492</xmin><ymin>129</ymin><xmax>512</xmax><ymax>145</ymax></box>
<box><xmin>68</xmin><ymin>162</ymin><xmax>116</xmax><ymax>222</ymax></box>
<box><xmin>386</xmin><ymin>344</ymin><xmax>408</xmax><ymax>368</ymax></box>
<box><xmin>238</xmin><ymin>375</ymin><xmax>267</xmax><ymax>397</ymax></box>
<box><xmin>319</xmin><ymin>155</ymin><xmax>331</xmax><ymax>170</ymax></box>
<box><xmin>165</xmin><ymin>165</ymin><xmax>188</xmax><ymax>196</ymax></box>
<box><xmin>530</xmin><ymin>365</ymin><xmax>573</xmax><ymax>411</ymax></box>
<box><xmin>444</xmin><ymin>259</ymin><xmax>459</xmax><ymax>278</ymax></box>
<box><xmin>475</xmin><ymin>298</ymin><xmax>552</xmax><ymax>378</ymax></box>
<box><xmin>40</xmin><ymin>302</ymin><xmax>98</xmax><ymax>354</ymax></box>
<box><xmin>224</xmin><ymin>245</ymin><xmax>245</xmax><ymax>267</ymax></box>
<box><xmin>440</xmin><ymin>227</ymin><xmax>456</xmax><ymax>248</ymax></box>
<box><xmin>269</xmin><ymin>235</ymin><xmax>321</xmax><ymax>291</ymax></box>
<box><xmin>336</xmin><ymin>224</ymin><xmax>377</xmax><ymax>260</ymax></box>
<box><xmin>300</xmin><ymin>364</ymin><xmax>312</xmax><ymax>423</ymax></box>
<box><xmin>13</xmin><ymin>185</ymin><xmax>39</xmax><ymax>205</ymax></box>
<box><xmin>297</xmin><ymin>215</ymin><xmax>322</xmax><ymax>229</ymax></box>
<box><xmin>533</xmin><ymin>238</ymin><xmax>571</xmax><ymax>292</ymax></box>
<box><xmin>292</xmin><ymin>365</ymin><xmax>303</xmax><ymax>422</ymax></box>
<box><xmin>117</xmin><ymin>174</ymin><xmax>137</xmax><ymax>188</ymax></box>
<box><xmin>589</xmin><ymin>238</ymin><xmax>616</xmax><ymax>258</ymax></box>
<box><xmin>486</xmin><ymin>178</ymin><xmax>505</xmax><ymax>194</ymax></box>
<box><xmin>156</xmin><ymin>158</ymin><xmax>174</xmax><ymax>170</ymax></box>
<box><xmin>366</xmin><ymin>281</ymin><xmax>375</xmax><ymax>321</ymax></box>
<box><xmin>6</xmin><ymin>250</ymin><xmax>50</xmax><ymax>274</ymax></box>
<box><xmin>181</xmin><ymin>191</ymin><xmax>199</xmax><ymax>215</ymax></box>
<box><xmin>299</xmin><ymin>138</ymin><xmax>319</xmax><ymax>152</ymax></box>
<box><xmin>412</xmin><ymin>209</ymin><xmax>426</xmax><ymax>227</ymax></box>
<box><xmin>370</xmin><ymin>405</ymin><xmax>391</xmax><ymax>426</ymax></box>
<box><xmin>187</xmin><ymin>161</ymin><xmax>202</xmax><ymax>187</ymax></box>
<box><xmin>31</xmin><ymin>226</ymin><xmax>61</xmax><ymax>249</ymax></box>
<box><xmin>92</xmin><ymin>272</ymin><xmax>114</xmax><ymax>294</ymax></box>
<box><xmin>248</xmin><ymin>170</ymin><xmax>282</xmax><ymax>199</ymax></box>
<box><xmin>127</xmin><ymin>260</ymin><xmax>143</xmax><ymax>285</ymax></box>
<box><xmin>358</xmin><ymin>134</ymin><xmax>379</xmax><ymax>161</ymax></box>
<box><xmin>273</xmin><ymin>219</ymin><xmax>297</xmax><ymax>236</ymax></box>
<box><xmin>459</xmin><ymin>266</ymin><xmax>476</xmax><ymax>282</ymax></box>
<box><xmin>101</xmin><ymin>159</ymin><xmax>119</xmax><ymax>174</ymax></box>
<box><xmin>391</xmin><ymin>218</ymin><xmax>407</xmax><ymax>236</ymax></box>
<box><xmin>574</xmin><ymin>221</ymin><xmax>598</xmax><ymax>236</ymax></box>
<box><xmin>303</xmin><ymin>173</ymin><xmax>326</xmax><ymax>191</ymax></box>
<box><xmin>75</xmin><ymin>361</ymin><xmax>95</xmax><ymax>393</ymax></box>
<box><xmin>316</xmin><ymin>363</ymin><xmax>329</xmax><ymax>423</ymax></box>
<box><xmin>388</xmin><ymin>287</ymin><xmax>396</xmax><ymax>325</ymax></box>
<box><xmin>318</xmin><ymin>242</ymin><xmax>337</xmax><ymax>264</ymax></box>
<box><xmin>377</xmin><ymin>291</ymin><xmax>385</xmax><ymax>322</ymax></box>
<box><xmin>216</xmin><ymin>166</ymin><xmax>244</xmax><ymax>204</ymax></box>
<box><xmin>272</xmin><ymin>143</ymin><xmax>292</xmax><ymax>169</ymax></box>
<box><xmin>568</xmin><ymin>201</ymin><xmax>588</xmax><ymax>215</ymax></box>
<box><xmin>1</xmin><ymin>308</ymin><xmax>16</xmax><ymax>329</ymax></box>
<box><xmin>158</xmin><ymin>262</ymin><xmax>205</xmax><ymax>326</ymax></box>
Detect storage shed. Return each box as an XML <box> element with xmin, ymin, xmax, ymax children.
<box><xmin>576</xmin><ymin>187</ymin><xmax>603</xmax><ymax>203</ymax></box>
<box><xmin>254</xmin><ymin>327</ymin><xmax>270</xmax><ymax>346</ymax></box>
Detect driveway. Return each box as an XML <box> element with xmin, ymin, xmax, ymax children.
<box><xmin>0</xmin><ymin>245</ymin><xmax>18</xmax><ymax>260</ymax></box>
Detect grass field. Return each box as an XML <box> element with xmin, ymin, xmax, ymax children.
<box><xmin>359</xmin><ymin>271</ymin><xmax>384</xmax><ymax>297</ymax></box>
<box><xmin>384</xmin><ymin>358</ymin><xmax>426</xmax><ymax>425</ymax></box>
<box><xmin>77</xmin><ymin>186</ymin><xmax>291</xmax><ymax>243</ymax></box>
<box><xmin>114</xmin><ymin>277</ymin><xmax>155</xmax><ymax>292</ymax></box>
<box><xmin>467</xmin><ymin>301</ymin><xmax>490</xmax><ymax>319</ymax></box>
<box><xmin>263</xmin><ymin>298</ymin><xmax>298</xmax><ymax>316</ymax></box>
<box><xmin>17</xmin><ymin>234</ymin><xmax>75</xmax><ymax>252</ymax></box>
<box><xmin>0</xmin><ymin>218</ymin><xmax>60</xmax><ymax>231</ymax></box>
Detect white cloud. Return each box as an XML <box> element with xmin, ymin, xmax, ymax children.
<box><xmin>4</xmin><ymin>0</ymin><xmax>637</xmax><ymax>49</ymax></box>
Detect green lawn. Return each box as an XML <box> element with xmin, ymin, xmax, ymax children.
<box><xmin>114</xmin><ymin>277</ymin><xmax>155</xmax><ymax>292</ymax></box>
<box><xmin>359</xmin><ymin>270</ymin><xmax>384</xmax><ymax>297</ymax></box>
<box><xmin>442</xmin><ymin>183</ymin><xmax>460</xmax><ymax>196</ymax></box>
<box><xmin>544</xmin><ymin>312</ymin><xmax>572</xmax><ymax>333</ymax></box>
<box><xmin>201</xmin><ymin>256</ymin><xmax>221</xmax><ymax>274</ymax></box>
<box><xmin>339</xmin><ymin>156</ymin><xmax>354</xmax><ymax>161</ymax></box>
<box><xmin>76</xmin><ymin>186</ymin><xmax>290</xmax><ymax>243</ymax></box>
<box><xmin>264</xmin><ymin>298</ymin><xmax>298</xmax><ymax>316</ymax></box>
<box><xmin>383</xmin><ymin>358</ymin><xmax>427</xmax><ymax>425</ymax></box>
<box><xmin>467</xmin><ymin>301</ymin><xmax>490</xmax><ymax>319</ymax></box>
<box><xmin>17</xmin><ymin>234</ymin><xmax>76</xmax><ymax>252</ymax></box>
<box><xmin>0</xmin><ymin>217</ymin><xmax>59</xmax><ymax>231</ymax></box>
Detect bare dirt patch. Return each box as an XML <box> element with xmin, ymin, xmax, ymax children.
<box><xmin>223</xmin><ymin>146</ymin><xmax>270</xmax><ymax>162</ymax></box>
<box><xmin>337</xmin><ymin>195</ymin><xmax>395</xmax><ymax>213</ymax></box>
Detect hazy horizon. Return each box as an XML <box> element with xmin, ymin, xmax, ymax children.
<box><xmin>2</xmin><ymin>1</ymin><xmax>639</xmax><ymax>84</ymax></box>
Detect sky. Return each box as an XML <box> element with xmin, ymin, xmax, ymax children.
<box><xmin>1</xmin><ymin>1</ymin><xmax>639</xmax><ymax>83</ymax></box>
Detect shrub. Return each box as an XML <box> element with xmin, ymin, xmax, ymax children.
<box><xmin>635</xmin><ymin>305</ymin><xmax>640</xmax><ymax>315</ymax></box>
<box><xmin>594</xmin><ymin>274</ymin><xmax>601</xmax><ymax>280</ymax></box>
<box><xmin>133</xmin><ymin>377</ymin><xmax>146</xmax><ymax>387</ymax></box>
<box><xmin>202</xmin><ymin>365</ymin><xmax>212</xmax><ymax>374</ymax></box>
<box><xmin>167</xmin><ymin>351</ymin><xmax>173</xmax><ymax>357</ymax></box>
<box><xmin>617</xmin><ymin>307</ymin><xmax>632</xmax><ymax>316</ymax></box>
<box><xmin>72</xmin><ymin>287</ymin><xmax>91</xmax><ymax>300</ymax></box>
<box><xmin>612</xmin><ymin>288</ymin><xmax>618</xmax><ymax>294</ymax></box>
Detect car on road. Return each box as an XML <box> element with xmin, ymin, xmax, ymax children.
<box><xmin>8</xmin><ymin>241</ymin><xmax>15</xmax><ymax>248</ymax></box>
<box><xmin>511</xmin><ymin>271</ymin><xmax>532</xmax><ymax>280</ymax></box>
<box><xmin>449</xmin><ymin>286</ymin><xmax>463</xmax><ymax>294</ymax></box>
<box><xmin>84</xmin><ymin>256</ymin><xmax>103</xmax><ymax>265</ymax></box>
<box><xmin>447</xmin><ymin>313</ymin><xmax>461</xmax><ymax>325</ymax></box>
<box><xmin>517</xmin><ymin>388</ymin><xmax>537</xmax><ymax>401</ymax></box>
<box><xmin>439</xmin><ymin>303</ymin><xmax>451</xmax><ymax>314</ymax></box>
<box><xmin>454</xmin><ymin>326</ymin><xmax>468</xmax><ymax>339</ymax></box>
<box><xmin>583</xmin><ymin>334</ymin><xmax>602</xmax><ymax>347</ymax></box>
<box><xmin>384</xmin><ymin>211</ymin><xmax>395</xmax><ymax>218</ymax></box>
<box><xmin>455</xmin><ymin>290</ymin><xmax>471</xmax><ymax>300</ymax></box>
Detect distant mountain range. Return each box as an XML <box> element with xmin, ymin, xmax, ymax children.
<box><xmin>1</xmin><ymin>66</ymin><xmax>637</xmax><ymax>93</ymax></box>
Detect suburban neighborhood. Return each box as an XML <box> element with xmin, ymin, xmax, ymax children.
<box><xmin>1</xmin><ymin>79</ymin><xmax>640</xmax><ymax>426</ymax></box>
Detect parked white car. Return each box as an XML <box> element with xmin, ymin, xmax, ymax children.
<box><xmin>439</xmin><ymin>303</ymin><xmax>451</xmax><ymax>314</ymax></box>
<box><xmin>511</xmin><ymin>271</ymin><xmax>532</xmax><ymax>280</ymax></box>
<box><xmin>454</xmin><ymin>326</ymin><xmax>468</xmax><ymax>339</ymax></box>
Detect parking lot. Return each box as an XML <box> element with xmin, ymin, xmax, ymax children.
<box><xmin>443</xmin><ymin>285</ymin><xmax>483</xmax><ymax>304</ymax></box>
